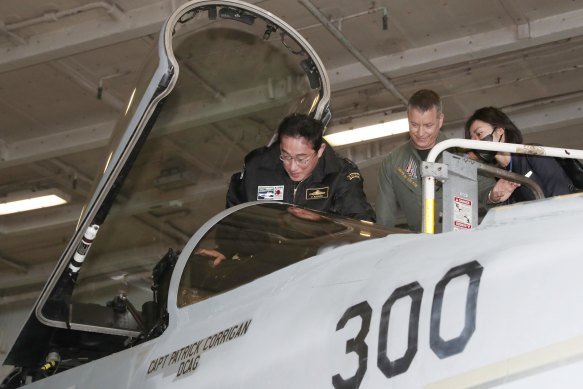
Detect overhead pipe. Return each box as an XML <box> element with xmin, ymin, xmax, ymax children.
<box><xmin>0</xmin><ymin>22</ymin><xmax>26</xmax><ymax>44</ymax></box>
<box><xmin>297</xmin><ymin>7</ymin><xmax>389</xmax><ymax>33</ymax></box>
<box><xmin>97</xmin><ymin>71</ymin><xmax>126</xmax><ymax>100</ymax></box>
<box><xmin>5</xmin><ymin>2</ymin><xmax>127</xmax><ymax>32</ymax></box>
<box><xmin>336</xmin><ymin>8</ymin><xmax>389</xmax><ymax>32</ymax></box>
<box><xmin>51</xmin><ymin>59</ymin><xmax>125</xmax><ymax>110</ymax></box>
<box><xmin>441</xmin><ymin>89</ymin><xmax>583</xmax><ymax>130</ymax></box>
<box><xmin>298</xmin><ymin>0</ymin><xmax>408</xmax><ymax>106</ymax></box>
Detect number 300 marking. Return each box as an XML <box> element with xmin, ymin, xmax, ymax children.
<box><xmin>333</xmin><ymin>260</ymin><xmax>483</xmax><ymax>388</ymax></box>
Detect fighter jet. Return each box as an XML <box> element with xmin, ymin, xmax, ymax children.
<box><xmin>3</xmin><ymin>1</ymin><xmax>583</xmax><ymax>388</ymax></box>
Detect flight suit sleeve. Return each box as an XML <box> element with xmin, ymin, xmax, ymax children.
<box><xmin>226</xmin><ymin>147</ymin><xmax>265</xmax><ymax>208</ymax></box>
<box><xmin>376</xmin><ymin>157</ymin><xmax>398</xmax><ymax>227</ymax></box>
<box><xmin>333</xmin><ymin>164</ymin><xmax>376</xmax><ymax>222</ymax></box>
<box><xmin>226</xmin><ymin>170</ymin><xmax>247</xmax><ymax>208</ymax></box>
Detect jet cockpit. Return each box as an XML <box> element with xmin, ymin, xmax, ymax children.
<box><xmin>2</xmin><ymin>1</ymin><xmax>398</xmax><ymax>386</ymax></box>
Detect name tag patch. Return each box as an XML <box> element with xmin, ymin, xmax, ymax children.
<box><xmin>257</xmin><ymin>185</ymin><xmax>284</xmax><ymax>200</ymax></box>
<box><xmin>306</xmin><ymin>187</ymin><xmax>329</xmax><ymax>200</ymax></box>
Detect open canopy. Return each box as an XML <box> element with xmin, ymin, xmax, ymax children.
<box><xmin>5</xmin><ymin>0</ymin><xmax>336</xmax><ymax>368</ymax></box>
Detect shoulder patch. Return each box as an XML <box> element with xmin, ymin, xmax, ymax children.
<box><xmin>346</xmin><ymin>172</ymin><xmax>362</xmax><ymax>181</ymax></box>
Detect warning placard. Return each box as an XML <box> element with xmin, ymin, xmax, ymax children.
<box><xmin>453</xmin><ymin>196</ymin><xmax>473</xmax><ymax>231</ymax></box>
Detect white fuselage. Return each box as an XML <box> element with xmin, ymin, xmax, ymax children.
<box><xmin>23</xmin><ymin>193</ymin><xmax>583</xmax><ymax>388</ymax></box>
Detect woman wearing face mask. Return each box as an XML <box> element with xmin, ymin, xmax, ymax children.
<box><xmin>465</xmin><ymin>106</ymin><xmax>574</xmax><ymax>204</ymax></box>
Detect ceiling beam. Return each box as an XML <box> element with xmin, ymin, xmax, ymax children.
<box><xmin>0</xmin><ymin>204</ymin><xmax>83</xmax><ymax>235</ymax></box>
<box><xmin>0</xmin><ymin>1</ymin><xmax>173</xmax><ymax>74</ymax></box>
<box><xmin>0</xmin><ymin>79</ymin><xmax>294</xmax><ymax>169</ymax></box>
<box><xmin>330</xmin><ymin>7</ymin><xmax>583</xmax><ymax>90</ymax></box>
<box><xmin>0</xmin><ymin>175</ymin><xmax>229</xmax><ymax>236</ymax></box>
<box><xmin>441</xmin><ymin>95</ymin><xmax>583</xmax><ymax>136</ymax></box>
<box><xmin>2</xmin><ymin>88</ymin><xmax>582</xmax><ymax>179</ymax></box>
<box><xmin>0</xmin><ymin>121</ymin><xmax>113</xmax><ymax>169</ymax></box>
<box><xmin>1</xmin><ymin>3</ymin><xmax>582</xmax><ymax>93</ymax></box>
<box><xmin>1</xmin><ymin>4</ymin><xmax>582</xmax><ymax>171</ymax></box>
<box><xmin>0</xmin><ymin>0</ymin><xmax>272</xmax><ymax>74</ymax></box>
<box><xmin>51</xmin><ymin>59</ymin><xmax>125</xmax><ymax>111</ymax></box>
<box><xmin>0</xmin><ymin>255</ymin><xmax>28</xmax><ymax>274</ymax></box>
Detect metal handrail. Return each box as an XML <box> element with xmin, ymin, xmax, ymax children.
<box><xmin>422</xmin><ymin>139</ymin><xmax>583</xmax><ymax>234</ymax></box>
<box><xmin>475</xmin><ymin>161</ymin><xmax>545</xmax><ymax>200</ymax></box>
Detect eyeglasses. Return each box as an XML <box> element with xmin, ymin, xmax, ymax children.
<box><xmin>279</xmin><ymin>152</ymin><xmax>316</xmax><ymax>166</ymax></box>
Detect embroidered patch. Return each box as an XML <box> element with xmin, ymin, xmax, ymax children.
<box><xmin>397</xmin><ymin>167</ymin><xmax>418</xmax><ymax>188</ymax></box>
<box><xmin>257</xmin><ymin>185</ymin><xmax>284</xmax><ymax>200</ymax></box>
<box><xmin>306</xmin><ymin>187</ymin><xmax>329</xmax><ymax>200</ymax></box>
<box><xmin>404</xmin><ymin>156</ymin><xmax>419</xmax><ymax>180</ymax></box>
<box><xmin>346</xmin><ymin>172</ymin><xmax>361</xmax><ymax>181</ymax></box>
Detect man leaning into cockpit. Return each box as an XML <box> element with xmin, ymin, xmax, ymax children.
<box><xmin>226</xmin><ymin>113</ymin><xmax>376</xmax><ymax>222</ymax></box>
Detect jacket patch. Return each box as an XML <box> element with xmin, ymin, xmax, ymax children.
<box><xmin>306</xmin><ymin>187</ymin><xmax>329</xmax><ymax>200</ymax></box>
<box><xmin>404</xmin><ymin>156</ymin><xmax>419</xmax><ymax>180</ymax></box>
<box><xmin>346</xmin><ymin>172</ymin><xmax>361</xmax><ymax>181</ymax></box>
<box><xmin>257</xmin><ymin>185</ymin><xmax>284</xmax><ymax>200</ymax></box>
<box><xmin>397</xmin><ymin>167</ymin><xmax>418</xmax><ymax>188</ymax></box>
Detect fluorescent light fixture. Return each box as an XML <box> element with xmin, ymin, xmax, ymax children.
<box><xmin>324</xmin><ymin>115</ymin><xmax>409</xmax><ymax>146</ymax></box>
<box><xmin>0</xmin><ymin>189</ymin><xmax>71</xmax><ymax>215</ymax></box>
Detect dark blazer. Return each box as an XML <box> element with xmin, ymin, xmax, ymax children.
<box><xmin>509</xmin><ymin>154</ymin><xmax>574</xmax><ymax>202</ymax></box>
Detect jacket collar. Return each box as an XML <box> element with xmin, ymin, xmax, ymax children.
<box><xmin>311</xmin><ymin>141</ymin><xmax>341</xmax><ymax>181</ymax></box>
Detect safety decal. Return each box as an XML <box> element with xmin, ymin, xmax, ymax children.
<box><xmin>453</xmin><ymin>196</ymin><xmax>473</xmax><ymax>230</ymax></box>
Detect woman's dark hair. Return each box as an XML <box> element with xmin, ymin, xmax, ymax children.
<box><xmin>277</xmin><ymin>113</ymin><xmax>324</xmax><ymax>151</ymax></box>
<box><xmin>464</xmin><ymin>106</ymin><xmax>523</xmax><ymax>144</ymax></box>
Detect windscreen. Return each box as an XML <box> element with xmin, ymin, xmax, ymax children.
<box><xmin>178</xmin><ymin>203</ymin><xmax>392</xmax><ymax>308</ymax></box>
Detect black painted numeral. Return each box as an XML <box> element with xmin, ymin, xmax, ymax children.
<box><xmin>332</xmin><ymin>260</ymin><xmax>483</xmax><ymax>385</ymax></box>
<box><xmin>430</xmin><ymin>260</ymin><xmax>484</xmax><ymax>358</ymax></box>
<box><xmin>332</xmin><ymin>301</ymin><xmax>372</xmax><ymax>389</ymax></box>
<box><xmin>377</xmin><ymin>282</ymin><xmax>423</xmax><ymax>378</ymax></box>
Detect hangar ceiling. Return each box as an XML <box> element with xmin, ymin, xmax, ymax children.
<box><xmin>1</xmin><ymin>0</ymin><xmax>583</xmax><ymax>307</ymax></box>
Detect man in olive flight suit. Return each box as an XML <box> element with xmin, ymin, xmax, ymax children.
<box><xmin>377</xmin><ymin>89</ymin><xmax>492</xmax><ymax>232</ymax></box>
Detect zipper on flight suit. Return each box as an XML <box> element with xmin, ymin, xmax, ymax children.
<box><xmin>292</xmin><ymin>179</ymin><xmax>305</xmax><ymax>203</ymax></box>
